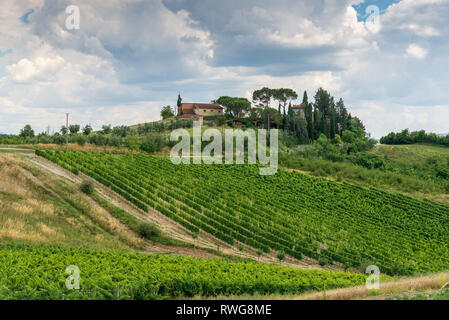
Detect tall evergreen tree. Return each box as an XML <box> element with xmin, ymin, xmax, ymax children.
<box><xmin>329</xmin><ymin>98</ymin><xmax>337</xmax><ymax>139</ymax></box>
<box><xmin>302</xmin><ymin>91</ymin><xmax>314</xmax><ymax>141</ymax></box>
<box><xmin>313</xmin><ymin>88</ymin><xmax>332</xmax><ymax>138</ymax></box>
<box><xmin>336</xmin><ymin>98</ymin><xmax>349</xmax><ymax>135</ymax></box>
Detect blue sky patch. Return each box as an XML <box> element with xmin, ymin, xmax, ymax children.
<box><xmin>20</xmin><ymin>9</ymin><xmax>35</xmax><ymax>24</ymax></box>
<box><xmin>0</xmin><ymin>48</ymin><xmax>12</xmax><ymax>57</ymax></box>
<box><xmin>353</xmin><ymin>0</ymin><xmax>401</xmax><ymax>21</ymax></box>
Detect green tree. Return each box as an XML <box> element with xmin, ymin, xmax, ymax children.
<box><xmin>336</xmin><ymin>98</ymin><xmax>349</xmax><ymax>135</ymax></box>
<box><xmin>314</xmin><ymin>88</ymin><xmax>332</xmax><ymax>138</ymax></box>
<box><xmin>329</xmin><ymin>98</ymin><xmax>337</xmax><ymax>139</ymax></box>
<box><xmin>303</xmin><ymin>91</ymin><xmax>314</xmax><ymax>141</ymax></box>
<box><xmin>342</xmin><ymin>130</ymin><xmax>356</xmax><ymax>143</ymax></box>
<box><xmin>83</xmin><ymin>125</ymin><xmax>93</xmax><ymax>135</ymax></box>
<box><xmin>177</xmin><ymin>94</ymin><xmax>182</xmax><ymax>115</ymax></box>
<box><xmin>19</xmin><ymin>125</ymin><xmax>34</xmax><ymax>138</ymax></box>
<box><xmin>253</xmin><ymin>87</ymin><xmax>274</xmax><ymax>129</ymax></box>
<box><xmin>216</xmin><ymin>96</ymin><xmax>251</xmax><ymax>118</ymax></box>
<box><xmin>69</xmin><ymin>124</ymin><xmax>80</xmax><ymax>135</ymax></box>
<box><xmin>272</xmin><ymin>88</ymin><xmax>298</xmax><ymax>115</ymax></box>
<box><xmin>177</xmin><ymin>94</ymin><xmax>182</xmax><ymax>108</ymax></box>
<box><xmin>60</xmin><ymin>126</ymin><xmax>68</xmax><ymax>135</ymax></box>
<box><xmin>102</xmin><ymin>125</ymin><xmax>112</xmax><ymax>135</ymax></box>
<box><xmin>161</xmin><ymin>106</ymin><xmax>175</xmax><ymax>120</ymax></box>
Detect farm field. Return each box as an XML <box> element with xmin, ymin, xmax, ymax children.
<box><xmin>0</xmin><ymin>242</ymin><xmax>366</xmax><ymax>300</ymax></box>
<box><xmin>37</xmin><ymin>149</ymin><xmax>449</xmax><ymax>276</ymax></box>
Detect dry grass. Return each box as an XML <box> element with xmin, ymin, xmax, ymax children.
<box><xmin>0</xmin><ymin>153</ymin><xmax>142</xmax><ymax>250</ymax></box>
<box><xmin>298</xmin><ymin>272</ymin><xmax>449</xmax><ymax>300</ymax></box>
<box><xmin>0</xmin><ymin>218</ymin><xmax>48</xmax><ymax>243</ymax></box>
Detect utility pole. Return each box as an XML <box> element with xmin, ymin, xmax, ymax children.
<box><xmin>66</xmin><ymin>113</ymin><xmax>69</xmax><ymax>150</ymax></box>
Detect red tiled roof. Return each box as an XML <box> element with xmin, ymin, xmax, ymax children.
<box><xmin>292</xmin><ymin>104</ymin><xmax>303</xmax><ymax>109</ymax></box>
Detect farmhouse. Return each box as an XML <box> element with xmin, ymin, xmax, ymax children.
<box><xmin>178</xmin><ymin>103</ymin><xmax>224</xmax><ymax>119</ymax></box>
<box><xmin>292</xmin><ymin>104</ymin><xmax>305</xmax><ymax>119</ymax></box>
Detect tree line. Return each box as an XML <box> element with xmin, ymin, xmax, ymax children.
<box><xmin>381</xmin><ymin>129</ymin><xmax>449</xmax><ymax>146</ymax></box>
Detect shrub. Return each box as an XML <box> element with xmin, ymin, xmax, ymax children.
<box><xmin>136</xmin><ymin>222</ymin><xmax>161</xmax><ymax>240</ymax></box>
<box><xmin>80</xmin><ymin>180</ymin><xmax>95</xmax><ymax>195</ymax></box>
<box><xmin>277</xmin><ymin>250</ymin><xmax>285</xmax><ymax>261</ymax></box>
<box><xmin>318</xmin><ymin>257</ymin><xmax>330</xmax><ymax>266</ymax></box>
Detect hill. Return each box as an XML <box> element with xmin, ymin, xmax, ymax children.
<box><xmin>37</xmin><ymin>149</ymin><xmax>449</xmax><ymax>276</ymax></box>
<box><xmin>0</xmin><ymin>151</ymin><xmax>369</xmax><ymax>299</ymax></box>
<box><xmin>0</xmin><ymin>153</ymin><xmax>142</xmax><ymax>249</ymax></box>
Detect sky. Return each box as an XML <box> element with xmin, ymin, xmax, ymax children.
<box><xmin>0</xmin><ymin>0</ymin><xmax>448</xmax><ymax>138</ymax></box>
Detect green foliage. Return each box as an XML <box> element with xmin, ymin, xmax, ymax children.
<box><xmin>60</xmin><ymin>126</ymin><xmax>68</xmax><ymax>135</ymax></box>
<box><xmin>140</xmin><ymin>134</ymin><xmax>166</xmax><ymax>153</ymax></box>
<box><xmin>216</xmin><ymin>96</ymin><xmax>251</xmax><ymax>118</ymax></box>
<box><xmin>69</xmin><ymin>124</ymin><xmax>80</xmax><ymax>135</ymax></box>
<box><xmin>80</xmin><ymin>181</ymin><xmax>94</xmax><ymax>195</ymax></box>
<box><xmin>39</xmin><ymin>150</ymin><xmax>449</xmax><ymax>276</ymax></box>
<box><xmin>102</xmin><ymin>125</ymin><xmax>112</xmax><ymax>135</ymax></box>
<box><xmin>136</xmin><ymin>222</ymin><xmax>161</xmax><ymax>239</ymax></box>
<box><xmin>342</xmin><ymin>130</ymin><xmax>356</xmax><ymax>143</ymax></box>
<box><xmin>83</xmin><ymin>125</ymin><xmax>93</xmax><ymax>135</ymax></box>
<box><xmin>112</xmin><ymin>126</ymin><xmax>130</xmax><ymax>138</ymax></box>
<box><xmin>277</xmin><ymin>251</ymin><xmax>285</xmax><ymax>261</ymax></box>
<box><xmin>19</xmin><ymin>125</ymin><xmax>35</xmax><ymax>138</ymax></box>
<box><xmin>381</xmin><ymin>129</ymin><xmax>449</xmax><ymax>147</ymax></box>
<box><xmin>161</xmin><ymin>106</ymin><xmax>175</xmax><ymax>120</ymax></box>
<box><xmin>0</xmin><ymin>243</ymin><xmax>366</xmax><ymax>299</ymax></box>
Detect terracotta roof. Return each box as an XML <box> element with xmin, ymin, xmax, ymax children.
<box><xmin>292</xmin><ymin>104</ymin><xmax>303</xmax><ymax>109</ymax></box>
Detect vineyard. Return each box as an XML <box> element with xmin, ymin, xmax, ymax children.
<box><xmin>0</xmin><ymin>243</ymin><xmax>366</xmax><ymax>299</ymax></box>
<box><xmin>36</xmin><ymin>150</ymin><xmax>449</xmax><ymax>275</ymax></box>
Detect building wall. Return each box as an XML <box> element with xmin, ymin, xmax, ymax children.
<box><xmin>194</xmin><ymin>108</ymin><xmax>223</xmax><ymax>116</ymax></box>
<box><xmin>294</xmin><ymin>109</ymin><xmax>306</xmax><ymax>119</ymax></box>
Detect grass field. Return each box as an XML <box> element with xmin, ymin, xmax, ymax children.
<box><xmin>0</xmin><ymin>154</ymin><xmax>142</xmax><ymax>250</ymax></box>
<box><xmin>374</xmin><ymin>144</ymin><xmax>449</xmax><ymax>166</ymax></box>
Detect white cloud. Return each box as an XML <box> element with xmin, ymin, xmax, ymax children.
<box><xmin>406</xmin><ymin>43</ymin><xmax>429</xmax><ymax>59</ymax></box>
<box><xmin>1</xmin><ymin>0</ymin><xmax>449</xmax><ymax>137</ymax></box>
<box><xmin>6</xmin><ymin>55</ymin><xmax>65</xmax><ymax>83</ymax></box>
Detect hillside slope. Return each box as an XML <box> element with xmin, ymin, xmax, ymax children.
<box><xmin>37</xmin><ymin>150</ymin><xmax>449</xmax><ymax>276</ymax></box>
<box><xmin>0</xmin><ymin>153</ymin><xmax>142</xmax><ymax>249</ymax></box>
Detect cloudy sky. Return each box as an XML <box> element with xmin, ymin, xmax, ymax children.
<box><xmin>0</xmin><ymin>0</ymin><xmax>448</xmax><ymax>137</ymax></box>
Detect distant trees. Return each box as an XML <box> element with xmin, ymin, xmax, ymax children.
<box><xmin>112</xmin><ymin>125</ymin><xmax>130</xmax><ymax>137</ymax></box>
<box><xmin>161</xmin><ymin>106</ymin><xmax>175</xmax><ymax>120</ymax></box>
<box><xmin>380</xmin><ymin>129</ymin><xmax>449</xmax><ymax>146</ymax></box>
<box><xmin>216</xmin><ymin>96</ymin><xmax>251</xmax><ymax>118</ymax></box>
<box><xmin>60</xmin><ymin>126</ymin><xmax>68</xmax><ymax>135</ymax></box>
<box><xmin>69</xmin><ymin>124</ymin><xmax>80</xmax><ymax>135</ymax></box>
<box><xmin>272</xmin><ymin>88</ymin><xmax>298</xmax><ymax>115</ymax></box>
<box><xmin>102</xmin><ymin>125</ymin><xmax>112</xmax><ymax>134</ymax></box>
<box><xmin>83</xmin><ymin>125</ymin><xmax>93</xmax><ymax>135</ymax></box>
<box><xmin>249</xmin><ymin>87</ymin><xmax>365</xmax><ymax>143</ymax></box>
<box><xmin>19</xmin><ymin>125</ymin><xmax>34</xmax><ymax>138</ymax></box>
<box><xmin>252</xmin><ymin>87</ymin><xmax>272</xmax><ymax>109</ymax></box>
